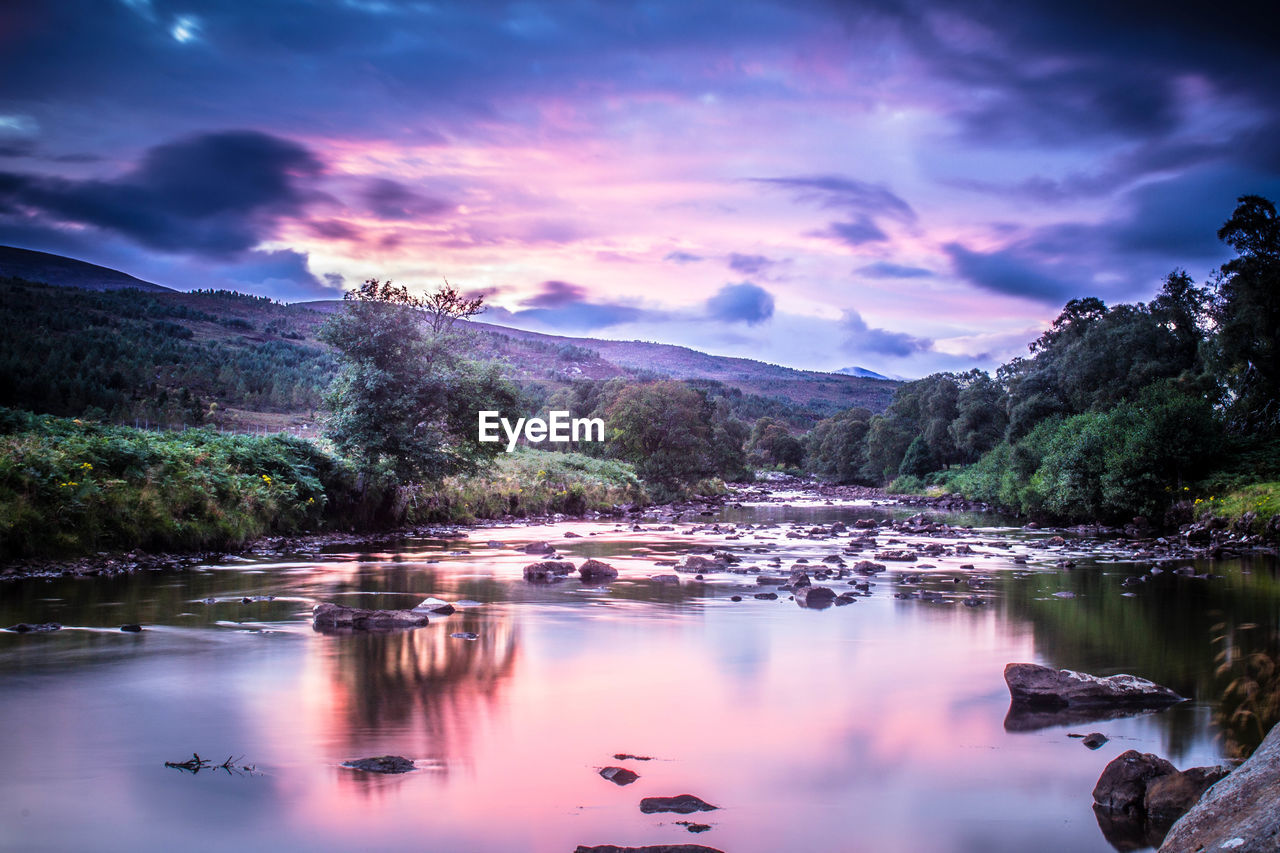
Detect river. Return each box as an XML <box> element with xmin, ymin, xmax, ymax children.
<box><xmin>2</xmin><ymin>489</ymin><xmax>1277</xmax><ymax>852</ymax></box>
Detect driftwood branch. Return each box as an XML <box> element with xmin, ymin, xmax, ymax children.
<box><xmin>164</xmin><ymin>752</ymin><xmax>256</xmax><ymax>775</ymax></box>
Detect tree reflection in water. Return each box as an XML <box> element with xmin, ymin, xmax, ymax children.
<box><xmin>320</xmin><ymin>607</ymin><xmax>518</xmax><ymax>790</ymax></box>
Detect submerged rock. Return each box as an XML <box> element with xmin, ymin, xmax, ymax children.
<box><xmin>7</xmin><ymin>622</ymin><xmax>61</xmax><ymax>633</ymax></box>
<box><xmin>312</xmin><ymin>603</ymin><xmax>429</xmax><ymax>632</ymax></box>
<box><xmin>1159</xmin><ymin>720</ymin><xmax>1280</xmax><ymax>853</ymax></box>
<box><xmin>1081</xmin><ymin>732</ymin><xmax>1109</xmax><ymax>750</ymax></box>
<box><xmin>342</xmin><ymin>755</ymin><xmax>415</xmax><ymax>773</ymax></box>
<box><xmin>579</xmin><ymin>558</ymin><xmax>619</xmax><ymax>581</ymax></box>
<box><xmin>1005</xmin><ymin>663</ymin><xmax>1184</xmax><ymax>709</ymax></box>
<box><xmin>639</xmin><ymin>794</ymin><xmax>718</xmax><ymax>814</ymax></box>
<box><xmin>119</xmin><ymin>624</ymin><xmax>143</xmax><ymax>632</ymax></box>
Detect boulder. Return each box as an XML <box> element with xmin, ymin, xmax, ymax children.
<box><xmin>523</xmin><ymin>560</ymin><xmax>575</xmax><ymax>581</ymax></box>
<box><xmin>523</xmin><ymin>541</ymin><xmax>555</xmax><ymax>554</ymax></box>
<box><xmin>794</xmin><ymin>585</ymin><xmax>836</xmax><ymax>609</ymax></box>
<box><xmin>579</xmin><ymin>558</ymin><xmax>619</xmax><ymax>581</ymax></box>
<box><xmin>1005</xmin><ymin>663</ymin><xmax>1184</xmax><ymax>709</ymax></box>
<box><xmin>876</xmin><ymin>550</ymin><xmax>918</xmax><ymax>561</ymax></box>
<box><xmin>639</xmin><ymin>794</ymin><xmax>718</xmax><ymax>814</ymax></box>
<box><xmin>1093</xmin><ymin>750</ymin><xmax>1177</xmax><ymax>814</ymax></box>
<box><xmin>755</xmin><ymin>574</ymin><xmax>788</xmax><ymax>585</ymax></box>
<box><xmin>676</xmin><ymin>554</ymin><xmax>726</xmax><ymax>573</ymax></box>
<box><xmin>1145</xmin><ymin>766</ymin><xmax>1229</xmax><ymax>821</ymax></box>
<box><xmin>312</xmin><ymin>603</ymin><xmax>429</xmax><ymax>631</ymax></box>
<box><xmin>1159</xmin><ymin>721</ymin><xmax>1280</xmax><ymax>852</ymax></box>
<box><xmin>342</xmin><ymin>755</ymin><xmax>415</xmax><ymax>773</ymax></box>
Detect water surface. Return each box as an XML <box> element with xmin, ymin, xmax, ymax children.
<box><xmin>2</xmin><ymin>494</ymin><xmax>1276</xmax><ymax>852</ymax></box>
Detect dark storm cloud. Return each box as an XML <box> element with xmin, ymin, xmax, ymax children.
<box><xmin>0</xmin><ymin>131</ymin><xmax>324</xmax><ymax>256</ymax></box>
<box><xmin>524</xmin><ymin>279</ymin><xmax>589</xmax><ymax>308</ymax></box>
<box><xmin>943</xmin><ymin>242</ymin><xmax>1078</xmax><ymax>304</ymax></box>
<box><xmin>361</xmin><ymin>178</ymin><xmax>453</xmax><ymax>220</ymax></box>
<box><xmin>841</xmin><ymin>309</ymin><xmax>932</xmax><ymax>358</ymax></box>
<box><xmin>705</xmin><ymin>281</ymin><xmax>775</xmax><ymax>325</ymax></box>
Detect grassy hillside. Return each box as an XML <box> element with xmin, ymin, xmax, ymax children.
<box><xmin>0</xmin><ymin>245</ymin><xmax>172</xmax><ymax>293</ymax></box>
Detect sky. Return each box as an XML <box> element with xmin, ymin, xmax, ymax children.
<box><xmin>2</xmin><ymin>0</ymin><xmax>1279</xmax><ymax>376</ymax></box>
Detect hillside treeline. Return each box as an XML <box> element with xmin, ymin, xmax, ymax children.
<box><xmin>804</xmin><ymin>195</ymin><xmax>1280</xmax><ymax>525</ymax></box>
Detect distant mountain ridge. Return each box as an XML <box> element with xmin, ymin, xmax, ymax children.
<box><xmin>0</xmin><ymin>246</ymin><xmax>898</xmax><ymax>427</ymax></box>
<box><xmin>0</xmin><ymin>246</ymin><xmax>172</xmax><ymax>293</ymax></box>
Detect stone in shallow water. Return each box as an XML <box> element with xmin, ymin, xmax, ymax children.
<box><xmin>639</xmin><ymin>794</ymin><xmax>718</xmax><ymax>814</ymax></box>
<box><xmin>312</xmin><ymin>603</ymin><xmax>428</xmax><ymax>632</ymax></box>
<box><xmin>598</xmin><ymin>766</ymin><xmax>639</xmax><ymax>785</ymax></box>
<box><xmin>579</xmin><ymin>559</ymin><xmax>618</xmax><ymax>581</ymax></box>
<box><xmin>1082</xmin><ymin>732</ymin><xmax>1109</xmax><ymax>749</ymax></box>
<box><xmin>1004</xmin><ymin>663</ymin><xmax>1184</xmax><ymax>709</ymax></box>
<box><xmin>794</xmin><ymin>585</ymin><xmax>836</xmax><ymax>609</ymax></box>
<box><xmin>574</xmin><ymin>846</ymin><xmax>724</xmax><ymax>853</ymax></box>
<box><xmin>7</xmin><ymin>622</ymin><xmax>61</xmax><ymax>633</ymax></box>
<box><xmin>342</xmin><ymin>755</ymin><xmax>415</xmax><ymax>773</ymax></box>
<box><xmin>523</xmin><ymin>560</ymin><xmax>574</xmax><ymax>581</ymax></box>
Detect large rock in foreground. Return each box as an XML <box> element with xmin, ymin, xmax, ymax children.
<box><xmin>1005</xmin><ymin>663</ymin><xmax>1184</xmax><ymax>709</ymax></box>
<box><xmin>1159</xmin><ymin>722</ymin><xmax>1280</xmax><ymax>852</ymax></box>
<box><xmin>1093</xmin><ymin>750</ymin><xmax>1177</xmax><ymax>814</ymax></box>
<box><xmin>1091</xmin><ymin>750</ymin><xmax>1231</xmax><ymax>850</ymax></box>
<box><xmin>312</xmin><ymin>603</ymin><xmax>430</xmax><ymax>631</ymax></box>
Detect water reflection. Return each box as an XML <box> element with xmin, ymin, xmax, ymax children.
<box><xmin>0</xmin><ymin>498</ymin><xmax>1277</xmax><ymax>853</ymax></box>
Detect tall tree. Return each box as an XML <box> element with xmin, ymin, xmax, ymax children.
<box><xmin>1212</xmin><ymin>195</ymin><xmax>1280</xmax><ymax>433</ymax></box>
<box><xmin>320</xmin><ymin>278</ymin><xmax>516</xmax><ymax>482</ymax></box>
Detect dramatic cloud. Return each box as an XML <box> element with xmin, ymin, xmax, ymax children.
<box><xmin>361</xmin><ymin>178</ymin><xmax>453</xmax><ymax>220</ymax></box>
<box><xmin>857</xmin><ymin>261</ymin><xmax>935</xmax><ymax>279</ymax></box>
<box><xmin>524</xmin><ymin>279</ymin><xmax>589</xmax><ymax>308</ymax></box>
<box><xmin>705</xmin><ymin>281</ymin><xmax>775</xmax><ymax>325</ymax></box>
<box><xmin>841</xmin><ymin>309</ymin><xmax>933</xmax><ymax>358</ymax></box>
<box><xmin>726</xmin><ymin>253</ymin><xmax>773</xmax><ymax>275</ymax></box>
<box><xmin>943</xmin><ymin>242</ymin><xmax>1077</xmax><ymax>304</ymax></box>
<box><xmin>0</xmin><ymin>131</ymin><xmax>323</xmax><ymax>256</ymax></box>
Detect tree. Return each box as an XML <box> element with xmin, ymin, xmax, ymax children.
<box><xmin>319</xmin><ymin>278</ymin><xmax>517</xmax><ymax>483</ymax></box>
<box><xmin>1211</xmin><ymin>195</ymin><xmax>1280</xmax><ymax>433</ymax></box>
<box><xmin>605</xmin><ymin>381</ymin><xmax>716</xmax><ymax>488</ymax></box>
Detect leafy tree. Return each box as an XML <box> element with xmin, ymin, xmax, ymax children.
<box><xmin>1211</xmin><ymin>194</ymin><xmax>1280</xmax><ymax>433</ymax></box>
<box><xmin>605</xmin><ymin>380</ymin><xmax>716</xmax><ymax>488</ymax></box>
<box><xmin>950</xmin><ymin>370</ymin><xmax>1007</xmax><ymax>462</ymax></box>
<box><xmin>898</xmin><ymin>434</ymin><xmax>937</xmax><ymax>478</ymax></box>
<box><xmin>806</xmin><ymin>407</ymin><xmax>873</xmax><ymax>483</ymax></box>
<box><xmin>748</xmin><ymin>417</ymin><xmax>805</xmax><ymax>468</ymax></box>
<box><xmin>320</xmin><ymin>279</ymin><xmax>517</xmax><ymax>483</ymax></box>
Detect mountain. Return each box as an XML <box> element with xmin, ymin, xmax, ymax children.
<box><xmin>0</xmin><ymin>248</ymin><xmax>898</xmax><ymax>432</ymax></box>
<box><xmin>0</xmin><ymin>246</ymin><xmax>172</xmax><ymax>293</ymax></box>
<box><xmin>836</xmin><ymin>366</ymin><xmax>894</xmax><ymax>380</ymax></box>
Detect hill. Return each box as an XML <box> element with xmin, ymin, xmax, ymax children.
<box><xmin>0</xmin><ymin>248</ymin><xmax>897</xmax><ymax>432</ymax></box>
<box><xmin>0</xmin><ymin>246</ymin><xmax>172</xmax><ymax>293</ymax></box>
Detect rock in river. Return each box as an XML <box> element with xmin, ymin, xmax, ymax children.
<box><xmin>579</xmin><ymin>559</ymin><xmax>619</xmax><ymax>581</ymax></box>
<box><xmin>312</xmin><ymin>603</ymin><xmax>429</xmax><ymax>632</ymax></box>
<box><xmin>523</xmin><ymin>541</ymin><xmax>555</xmax><ymax>554</ymax></box>
<box><xmin>794</xmin><ymin>585</ymin><xmax>836</xmax><ymax>609</ymax></box>
<box><xmin>1159</xmin><ymin>719</ymin><xmax>1280</xmax><ymax>852</ymax></box>
<box><xmin>1093</xmin><ymin>750</ymin><xmax>1177</xmax><ymax>815</ymax></box>
<box><xmin>342</xmin><ymin>755</ymin><xmax>415</xmax><ymax>773</ymax></box>
<box><xmin>7</xmin><ymin>622</ymin><xmax>62</xmax><ymax>633</ymax></box>
<box><xmin>523</xmin><ymin>560</ymin><xmax>575</xmax><ymax>581</ymax></box>
<box><xmin>599</xmin><ymin>766</ymin><xmax>639</xmax><ymax>785</ymax></box>
<box><xmin>639</xmin><ymin>794</ymin><xmax>718</xmax><ymax>814</ymax></box>
<box><xmin>1005</xmin><ymin>663</ymin><xmax>1184</xmax><ymax>709</ymax></box>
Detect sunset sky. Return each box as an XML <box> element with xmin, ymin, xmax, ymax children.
<box><xmin>2</xmin><ymin>1</ymin><xmax>1278</xmax><ymax>375</ymax></box>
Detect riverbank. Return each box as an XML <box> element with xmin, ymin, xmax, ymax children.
<box><xmin>0</xmin><ymin>409</ymin><xmax>647</xmax><ymax>564</ymax></box>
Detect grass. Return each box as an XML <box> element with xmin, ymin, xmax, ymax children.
<box><xmin>412</xmin><ymin>448</ymin><xmax>647</xmax><ymax>523</ymax></box>
<box><xmin>0</xmin><ymin>409</ymin><xmax>649</xmax><ymax>559</ymax></box>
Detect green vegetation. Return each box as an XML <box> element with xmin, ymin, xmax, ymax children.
<box><xmin>417</xmin><ymin>448</ymin><xmax>646</xmax><ymax>523</ymax></box>
<box><xmin>804</xmin><ymin>195</ymin><xmax>1280</xmax><ymax>531</ymax></box>
<box><xmin>0</xmin><ymin>277</ymin><xmax>334</xmax><ymax>426</ymax></box>
<box><xmin>0</xmin><ymin>408</ymin><xmax>353</xmax><ymax>559</ymax></box>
